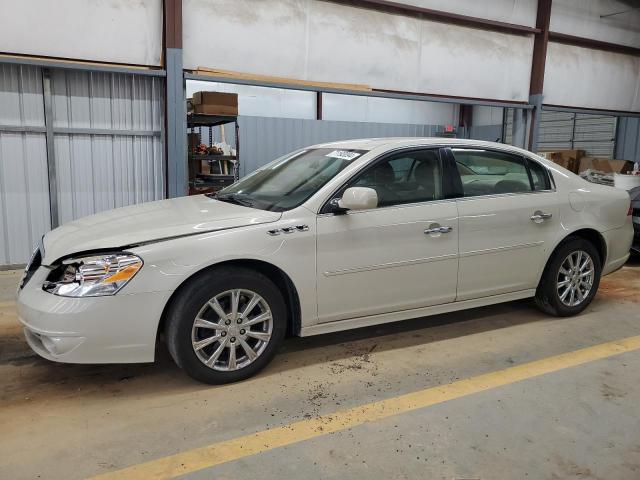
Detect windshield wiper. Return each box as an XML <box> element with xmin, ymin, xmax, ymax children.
<box><xmin>209</xmin><ymin>192</ymin><xmax>255</xmax><ymax>208</ymax></box>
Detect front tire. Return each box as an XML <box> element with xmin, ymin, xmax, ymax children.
<box><xmin>165</xmin><ymin>267</ymin><xmax>287</xmax><ymax>384</ymax></box>
<box><xmin>534</xmin><ymin>237</ymin><xmax>602</xmax><ymax>317</ymax></box>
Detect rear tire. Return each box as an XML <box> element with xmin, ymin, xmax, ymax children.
<box><xmin>534</xmin><ymin>237</ymin><xmax>602</xmax><ymax>317</ymax></box>
<box><xmin>165</xmin><ymin>267</ymin><xmax>287</xmax><ymax>384</ymax></box>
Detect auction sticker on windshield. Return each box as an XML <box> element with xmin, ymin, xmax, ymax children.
<box><xmin>325</xmin><ymin>150</ymin><xmax>362</xmax><ymax>161</ymax></box>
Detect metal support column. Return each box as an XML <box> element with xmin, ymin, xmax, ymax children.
<box><xmin>512</xmin><ymin>108</ymin><xmax>527</xmax><ymax>149</ymax></box>
<box><xmin>528</xmin><ymin>94</ymin><xmax>543</xmax><ymax>152</ymax></box>
<box><xmin>316</xmin><ymin>92</ymin><xmax>323</xmax><ymax>120</ymax></box>
<box><xmin>527</xmin><ymin>0</ymin><xmax>552</xmax><ymax>151</ymax></box>
<box><xmin>42</xmin><ymin>68</ymin><xmax>59</xmax><ymax>228</ymax></box>
<box><xmin>164</xmin><ymin>0</ymin><xmax>187</xmax><ymax>198</ymax></box>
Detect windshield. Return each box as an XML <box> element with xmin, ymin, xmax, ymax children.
<box><xmin>211</xmin><ymin>148</ymin><xmax>368</xmax><ymax>211</ymax></box>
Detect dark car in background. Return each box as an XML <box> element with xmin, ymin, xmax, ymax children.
<box><xmin>631</xmin><ymin>186</ymin><xmax>640</xmax><ymax>255</ymax></box>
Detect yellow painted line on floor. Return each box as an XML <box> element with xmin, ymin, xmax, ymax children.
<box><xmin>91</xmin><ymin>335</ymin><xmax>640</xmax><ymax>480</ymax></box>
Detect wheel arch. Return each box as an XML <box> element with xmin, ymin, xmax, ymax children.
<box><xmin>156</xmin><ymin>259</ymin><xmax>302</xmax><ymax>346</ymax></box>
<box><xmin>540</xmin><ymin>227</ymin><xmax>607</xmax><ymax>283</ymax></box>
<box><xmin>561</xmin><ymin>228</ymin><xmax>607</xmax><ymax>265</ymax></box>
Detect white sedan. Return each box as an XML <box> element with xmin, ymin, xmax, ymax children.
<box><xmin>17</xmin><ymin>138</ymin><xmax>633</xmax><ymax>383</ymax></box>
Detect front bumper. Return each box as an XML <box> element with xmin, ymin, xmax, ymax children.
<box><xmin>17</xmin><ymin>267</ymin><xmax>172</xmax><ymax>364</ymax></box>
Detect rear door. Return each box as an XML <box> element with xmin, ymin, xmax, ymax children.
<box><xmin>449</xmin><ymin>147</ymin><xmax>561</xmax><ymax>300</ymax></box>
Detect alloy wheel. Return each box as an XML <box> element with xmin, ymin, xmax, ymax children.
<box><xmin>556</xmin><ymin>250</ymin><xmax>595</xmax><ymax>307</ymax></box>
<box><xmin>191</xmin><ymin>289</ymin><xmax>273</xmax><ymax>371</ymax></box>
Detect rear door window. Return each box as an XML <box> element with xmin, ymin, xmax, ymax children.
<box><xmin>451</xmin><ymin>149</ymin><xmax>533</xmax><ymax>197</ymax></box>
<box><xmin>527</xmin><ymin>158</ymin><xmax>552</xmax><ymax>191</ymax></box>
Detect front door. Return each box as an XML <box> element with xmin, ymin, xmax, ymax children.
<box><xmin>316</xmin><ymin>148</ymin><xmax>459</xmax><ymax>323</ymax></box>
<box><xmin>450</xmin><ymin>147</ymin><xmax>561</xmax><ymax>300</ymax></box>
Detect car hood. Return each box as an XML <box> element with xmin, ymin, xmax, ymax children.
<box><xmin>42</xmin><ymin>195</ymin><xmax>282</xmax><ymax>264</ymax></box>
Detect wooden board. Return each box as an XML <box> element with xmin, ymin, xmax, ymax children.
<box><xmin>194</xmin><ymin>67</ymin><xmax>372</xmax><ymax>92</ymax></box>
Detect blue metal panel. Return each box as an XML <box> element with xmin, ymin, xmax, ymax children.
<box><xmin>616</xmin><ymin>117</ymin><xmax>640</xmax><ymax>162</ymax></box>
<box><xmin>204</xmin><ymin>116</ymin><xmax>440</xmax><ymax>177</ymax></box>
<box><xmin>166</xmin><ymin>48</ymin><xmax>187</xmax><ymax>198</ymax></box>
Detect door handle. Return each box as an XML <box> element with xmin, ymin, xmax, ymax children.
<box><xmin>424</xmin><ymin>225</ymin><xmax>453</xmax><ymax>235</ymax></box>
<box><xmin>530</xmin><ymin>211</ymin><xmax>553</xmax><ymax>223</ymax></box>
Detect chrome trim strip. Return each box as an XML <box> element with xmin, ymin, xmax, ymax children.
<box><xmin>455</xmin><ymin>189</ymin><xmax>555</xmax><ymax>202</ymax></box>
<box><xmin>324</xmin><ymin>253</ymin><xmax>458</xmax><ymax>277</ymax></box>
<box><xmin>460</xmin><ymin>241</ymin><xmax>544</xmax><ymax>258</ymax></box>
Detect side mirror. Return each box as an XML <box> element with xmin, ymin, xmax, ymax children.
<box><xmin>335</xmin><ymin>187</ymin><xmax>378</xmax><ymax>212</ymax></box>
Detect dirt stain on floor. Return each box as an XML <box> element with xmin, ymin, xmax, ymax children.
<box><xmin>599</xmin><ymin>266</ymin><xmax>640</xmax><ymax>302</ymax></box>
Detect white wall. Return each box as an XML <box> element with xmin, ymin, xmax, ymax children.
<box><xmin>472</xmin><ymin>106</ymin><xmax>504</xmax><ymax>126</ymax></box>
<box><xmin>186</xmin><ymin>80</ymin><xmax>457</xmax><ymax>125</ymax></box>
<box><xmin>183</xmin><ymin>0</ymin><xmax>534</xmax><ymax>102</ymax></box>
<box><xmin>0</xmin><ymin>0</ymin><xmax>163</xmax><ymax>66</ymax></box>
<box><xmin>389</xmin><ymin>0</ymin><xmax>537</xmax><ymax>27</ymax></box>
<box><xmin>544</xmin><ymin>42</ymin><xmax>640</xmax><ymax>111</ymax></box>
<box><xmin>187</xmin><ymin>81</ymin><xmax>317</xmax><ymax>119</ymax></box>
<box><xmin>551</xmin><ymin>0</ymin><xmax>640</xmax><ymax>48</ymax></box>
<box><xmin>322</xmin><ymin>94</ymin><xmax>456</xmax><ymax>125</ymax></box>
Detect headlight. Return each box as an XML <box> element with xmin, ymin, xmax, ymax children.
<box><xmin>43</xmin><ymin>253</ymin><xmax>142</xmax><ymax>297</ymax></box>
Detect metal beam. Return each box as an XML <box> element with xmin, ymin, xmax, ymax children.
<box><xmin>327</xmin><ymin>0</ymin><xmax>539</xmax><ymax>36</ymax></box>
<box><xmin>543</xmin><ymin>104</ymin><xmax>640</xmax><ymax>119</ymax></box>
<box><xmin>184</xmin><ymin>73</ymin><xmax>534</xmax><ymax>110</ymax></box>
<box><xmin>41</xmin><ymin>69</ymin><xmax>59</xmax><ymax>229</ymax></box>
<box><xmin>0</xmin><ymin>125</ymin><xmax>46</xmax><ymax>133</ymax></box>
<box><xmin>549</xmin><ymin>32</ymin><xmax>640</xmax><ymax>57</ymax></box>
<box><xmin>0</xmin><ymin>55</ymin><xmax>166</xmax><ymax>77</ymax></box>
<box><xmin>53</xmin><ymin>127</ymin><xmax>161</xmax><ymax>137</ymax></box>
<box><xmin>0</xmin><ymin>125</ymin><xmax>160</xmax><ymax>136</ymax></box>
<box><xmin>527</xmin><ymin>0</ymin><xmax>552</xmax><ymax>151</ymax></box>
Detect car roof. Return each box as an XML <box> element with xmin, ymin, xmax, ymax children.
<box><xmin>313</xmin><ymin>137</ymin><xmax>535</xmax><ymax>155</ymax></box>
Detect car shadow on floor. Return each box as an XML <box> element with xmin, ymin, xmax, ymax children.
<box><xmin>1</xmin><ymin>298</ymin><xmax>553</xmax><ymax>404</ymax></box>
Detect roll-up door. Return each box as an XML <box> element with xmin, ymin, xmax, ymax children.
<box><xmin>503</xmin><ymin>109</ymin><xmax>617</xmax><ymax>158</ymax></box>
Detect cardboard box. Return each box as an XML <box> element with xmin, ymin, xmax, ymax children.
<box><xmin>578</xmin><ymin>157</ymin><xmax>634</xmax><ymax>174</ymax></box>
<box><xmin>192</xmin><ymin>91</ymin><xmax>238</xmax><ymax>116</ymax></box>
<box><xmin>539</xmin><ymin>150</ymin><xmax>585</xmax><ymax>174</ymax></box>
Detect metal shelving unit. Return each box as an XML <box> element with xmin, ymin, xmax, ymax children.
<box><xmin>187</xmin><ymin>113</ymin><xmax>240</xmax><ymax>195</ymax></box>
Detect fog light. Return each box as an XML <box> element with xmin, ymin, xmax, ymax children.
<box><xmin>40</xmin><ymin>334</ymin><xmax>84</xmax><ymax>356</ymax></box>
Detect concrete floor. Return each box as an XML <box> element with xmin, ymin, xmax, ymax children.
<box><xmin>1</xmin><ymin>259</ymin><xmax>639</xmax><ymax>480</ymax></box>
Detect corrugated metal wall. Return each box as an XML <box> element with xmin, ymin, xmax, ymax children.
<box><xmin>51</xmin><ymin>70</ymin><xmax>164</xmax><ymax>224</ymax></box>
<box><xmin>0</xmin><ymin>66</ymin><xmax>164</xmax><ymax>266</ymax></box>
<box><xmin>199</xmin><ymin>116</ymin><xmax>441</xmax><ymax>177</ymax></box>
<box><xmin>0</xmin><ymin>64</ymin><xmax>51</xmax><ymax>266</ymax></box>
<box><xmin>615</xmin><ymin>117</ymin><xmax>640</xmax><ymax>163</ymax></box>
